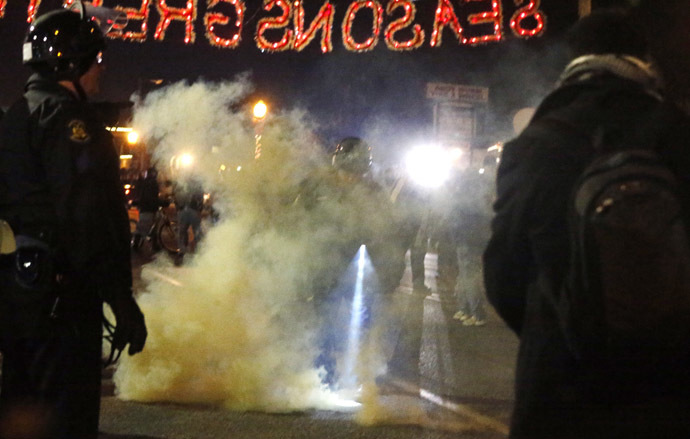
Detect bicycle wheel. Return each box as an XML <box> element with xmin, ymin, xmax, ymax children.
<box><xmin>158</xmin><ymin>221</ymin><xmax>180</xmax><ymax>253</ymax></box>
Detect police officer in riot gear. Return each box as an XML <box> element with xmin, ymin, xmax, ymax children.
<box><xmin>331</xmin><ymin>136</ymin><xmax>373</xmax><ymax>177</ymax></box>
<box><xmin>301</xmin><ymin>136</ymin><xmax>405</xmax><ymax>387</ymax></box>
<box><xmin>332</xmin><ymin>137</ymin><xmax>405</xmax><ymax>296</ymax></box>
<box><xmin>0</xmin><ymin>4</ymin><xmax>146</xmax><ymax>438</ymax></box>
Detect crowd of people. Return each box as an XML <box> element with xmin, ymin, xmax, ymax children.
<box><xmin>1</xmin><ymin>0</ymin><xmax>690</xmax><ymax>438</ymax></box>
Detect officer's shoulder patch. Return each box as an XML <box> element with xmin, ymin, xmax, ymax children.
<box><xmin>67</xmin><ymin>119</ymin><xmax>91</xmax><ymax>143</ymax></box>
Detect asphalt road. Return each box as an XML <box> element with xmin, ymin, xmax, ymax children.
<box><xmin>101</xmin><ymin>251</ymin><xmax>518</xmax><ymax>439</ymax></box>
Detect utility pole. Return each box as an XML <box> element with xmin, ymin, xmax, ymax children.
<box><xmin>579</xmin><ymin>0</ymin><xmax>591</xmax><ymax>17</ymax></box>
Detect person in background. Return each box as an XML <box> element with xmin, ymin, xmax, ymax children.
<box><xmin>174</xmin><ymin>178</ymin><xmax>205</xmax><ymax>265</ymax></box>
<box><xmin>387</xmin><ymin>168</ymin><xmax>433</xmax><ymax>296</ymax></box>
<box><xmin>132</xmin><ymin>166</ymin><xmax>161</xmax><ymax>251</ymax></box>
<box><xmin>297</xmin><ymin>137</ymin><xmax>406</xmax><ymax>387</ymax></box>
<box><xmin>451</xmin><ymin>160</ymin><xmax>494</xmax><ymax>327</ymax></box>
<box><xmin>0</xmin><ymin>5</ymin><xmax>146</xmax><ymax>439</ymax></box>
<box><xmin>430</xmin><ymin>196</ymin><xmax>459</xmax><ymax>302</ymax></box>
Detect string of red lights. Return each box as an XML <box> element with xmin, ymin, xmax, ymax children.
<box><xmin>6</xmin><ymin>0</ymin><xmax>547</xmax><ymax>52</ymax></box>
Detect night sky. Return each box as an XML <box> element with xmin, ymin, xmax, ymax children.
<box><xmin>1</xmin><ymin>1</ymin><xmax>584</xmax><ymax>148</ymax></box>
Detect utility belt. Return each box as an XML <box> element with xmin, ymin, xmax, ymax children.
<box><xmin>0</xmin><ymin>220</ymin><xmax>62</xmax><ymax>338</ymax></box>
<box><xmin>0</xmin><ymin>220</ymin><xmax>56</xmax><ymax>292</ymax></box>
<box><xmin>1</xmin><ymin>219</ymin><xmax>56</xmax><ymax>286</ymax></box>
<box><xmin>12</xmin><ymin>234</ymin><xmax>56</xmax><ymax>291</ymax></box>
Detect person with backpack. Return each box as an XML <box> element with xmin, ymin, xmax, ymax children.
<box><xmin>483</xmin><ymin>8</ymin><xmax>690</xmax><ymax>438</ymax></box>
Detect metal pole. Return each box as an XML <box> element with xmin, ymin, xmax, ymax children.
<box><xmin>579</xmin><ymin>0</ymin><xmax>591</xmax><ymax>17</ymax></box>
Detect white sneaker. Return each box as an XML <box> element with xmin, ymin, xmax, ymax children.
<box><xmin>453</xmin><ymin>311</ymin><xmax>470</xmax><ymax>321</ymax></box>
<box><xmin>463</xmin><ymin>316</ymin><xmax>486</xmax><ymax>327</ymax></box>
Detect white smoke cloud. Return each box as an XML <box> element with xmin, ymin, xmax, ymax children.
<box><xmin>113</xmin><ymin>78</ymin><xmax>411</xmax><ymax>417</ymax></box>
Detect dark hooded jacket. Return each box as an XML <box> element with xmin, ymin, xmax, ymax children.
<box><xmin>483</xmin><ymin>56</ymin><xmax>690</xmax><ymax>438</ymax></box>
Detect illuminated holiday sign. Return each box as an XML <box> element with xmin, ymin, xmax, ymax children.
<box><xmin>2</xmin><ymin>0</ymin><xmax>546</xmax><ymax>52</ymax></box>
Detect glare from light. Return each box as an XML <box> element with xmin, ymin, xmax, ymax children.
<box><xmin>330</xmin><ymin>397</ymin><xmax>361</xmax><ymax>410</ymax></box>
<box><xmin>253</xmin><ymin>100</ymin><xmax>268</xmax><ymax>120</ymax></box>
<box><xmin>179</xmin><ymin>153</ymin><xmax>194</xmax><ymax>168</ymax></box>
<box><xmin>106</xmin><ymin>126</ymin><xmax>133</xmax><ymax>133</ymax></box>
<box><xmin>236</xmin><ymin>166</ymin><xmax>242</xmax><ymax>172</ymax></box>
<box><xmin>405</xmin><ymin>145</ymin><xmax>452</xmax><ymax>188</ymax></box>
<box><xmin>219</xmin><ymin>164</ymin><xmax>227</xmax><ymax>171</ymax></box>
<box><xmin>448</xmin><ymin>147</ymin><xmax>464</xmax><ymax>161</ymax></box>
<box><xmin>488</xmin><ymin>142</ymin><xmax>503</xmax><ymax>152</ymax></box>
<box><xmin>127</xmin><ymin>131</ymin><xmax>139</xmax><ymax>144</ymax></box>
<box><xmin>341</xmin><ymin>245</ymin><xmax>368</xmax><ymax>390</ymax></box>
<box><xmin>120</xmin><ymin>154</ymin><xmax>133</xmax><ymax>159</ymax></box>
<box><xmin>479</xmin><ymin>168</ymin><xmax>485</xmax><ymax>174</ymax></box>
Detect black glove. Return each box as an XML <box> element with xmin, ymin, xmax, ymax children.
<box><xmin>108</xmin><ymin>294</ymin><xmax>147</xmax><ymax>355</ymax></box>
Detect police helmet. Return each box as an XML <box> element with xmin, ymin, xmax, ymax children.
<box><xmin>23</xmin><ymin>6</ymin><xmax>105</xmax><ymax>80</ymax></box>
<box><xmin>332</xmin><ymin>137</ymin><xmax>372</xmax><ymax>176</ymax></box>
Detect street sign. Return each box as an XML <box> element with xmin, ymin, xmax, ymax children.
<box><xmin>437</xmin><ymin>103</ymin><xmax>475</xmax><ymax>141</ymax></box>
<box><xmin>426</xmin><ymin>82</ymin><xmax>489</xmax><ymax>104</ymax></box>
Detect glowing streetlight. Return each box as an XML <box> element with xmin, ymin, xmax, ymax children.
<box><xmin>127</xmin><ymin>130</ymin><xmax>139</xmax><ymax>144</ymax></box>
<box><xmin>179</xmin><ymin>153</ymin><xmax>194</xmax><ymax>168</ymax></box>
<box><xmin>253</xmin><ymin>100</ymin><xmax>268</xmax><ymax>120</ymax></box>
<box><xmin>448</xmin><ymin>147</ymin><xmax>464</xmax><ymax>161</ymax></box>
<box><xmin>253</xmin><ymin>100</ymin><xmax>268</xmax><ymax>159</ymax></box>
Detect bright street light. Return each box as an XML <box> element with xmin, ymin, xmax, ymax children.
<box><xmin>127</xmin><ymin>130</ymin><xmax>139</xmax><ymax>144</ymax></box>
<box><xmin>179</xmin><ymin>153</ymin><xmax>194</xmax><ymax>168</ymax></box>
<box><xmin>253</xmin><ymin>100</ymin><xmax>268</xmax><ymax>120</ymax></box>
<box><xmin>405</xmin><ymin>145</ymin><xmax>452</xmax><ymax>188</ymax></box>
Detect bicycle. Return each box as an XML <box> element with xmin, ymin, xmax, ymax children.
<box><xmin>131</xmin><ymin>205</ymin><xmax>180</xmax><ymax>254</ymax></box>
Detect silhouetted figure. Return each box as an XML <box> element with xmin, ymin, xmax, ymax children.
<box><xmin>0</xmin><ymin>5</ymin><xmax>146</xmax><ymax>439</ymax></box>
<box><xmin>484</xmin><ymin>9</ymin><xmax>690</xmax><ymax>438</ymax></box>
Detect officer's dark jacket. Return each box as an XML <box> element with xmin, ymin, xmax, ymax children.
<box><xmin>483</xmin><ymin>71</ymin><xmax>690</xmax><ymax>438</ymax></box>
<box><xmin>0</xmin><ymin>74</ymin><xmax>132</xmax><ymax>297</ymax></box>
<box><xmin>294</xmin><ymin>168</ymin><xmax>406</xmax><ymax>297</ymax></box>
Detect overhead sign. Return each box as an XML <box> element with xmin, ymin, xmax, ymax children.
<box><xmin>426</xmin><ymin>82</ymin><xmax>489</xmax><ymax>104</ymax></box>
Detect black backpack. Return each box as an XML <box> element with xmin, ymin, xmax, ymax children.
<box><xmin>560</xmin><ymin>134</ymin><xmax>690</xmax><ymax>394</ymax></box>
